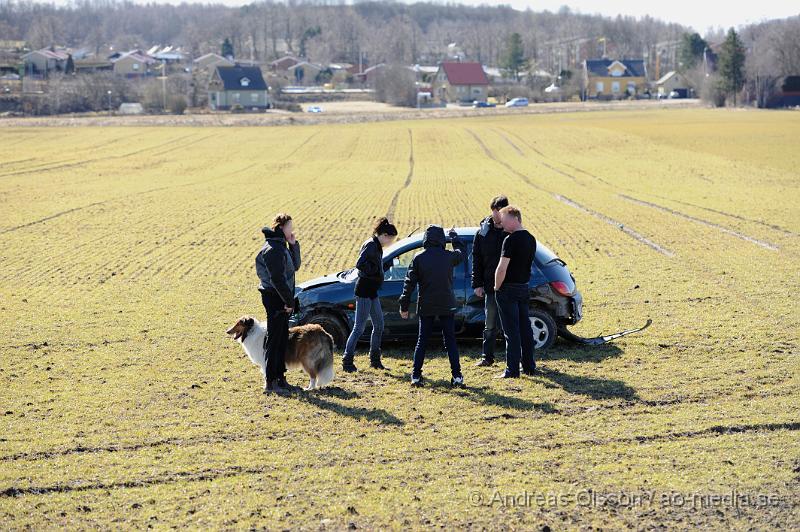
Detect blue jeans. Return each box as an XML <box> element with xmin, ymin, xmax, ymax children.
<box><xmin>496</xmin><ymin>283</ymin><xmax>535</xmax><ymax>376</ymax></box>
<box><xmin>343</xmin><ymin>296</ymin><xmax>384</xmax><ymax>360</ymax></box>
<box><xmin>482</xmin><ymin>289</ymin><xmax>500</xmax><ymax>359</ymax></box>
<box><xmin>412</xmin><ymin>314</ymin><xmax>461</xmax><ymax>378</ymax></box>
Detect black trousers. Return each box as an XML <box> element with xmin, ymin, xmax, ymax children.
<box><xmin>261</xmin><ymin>290</ymin><xmax>288</xmax><ymax>381</ymax></box>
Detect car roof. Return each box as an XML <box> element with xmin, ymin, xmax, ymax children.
<box><xmin>384</xmin><ymin>226</ymin><xmax>559</xmax><ymax>263</ymax></box>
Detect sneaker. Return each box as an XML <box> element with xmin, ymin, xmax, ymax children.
<box><xmin>494</xmin><ymin>370</ymin><xmax>520</xmax><ymax>379</ymax></box>
<box><xmin>411</xmin><ymin>375</ymin><xmax>423</xmax><ymax>387</ymax></box>
<box><xmin>475</xmin><ymin>357</ymin><xmax>494</xmax><ymax>367</ymax></box>
<box><xmin>451</xmin><ymin>375</ymin><xmax>464</xmax><ymax>387</ymax></box>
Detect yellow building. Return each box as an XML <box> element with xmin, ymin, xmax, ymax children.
<box><xmin>583</xmin><ymin>59</ymin><xmax>648</xmax><ymax>100</ymax></box>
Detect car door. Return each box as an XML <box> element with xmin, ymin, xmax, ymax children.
<box><xmin>378</xmin><ymin>245</ymin><xmax>421</xmax><ymax>337</ymax></box>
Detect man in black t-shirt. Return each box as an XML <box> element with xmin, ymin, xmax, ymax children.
<box><xmin>493</xmin><ymin>205</ymin><xmax>537</xmax><ymax>378</ymax></box>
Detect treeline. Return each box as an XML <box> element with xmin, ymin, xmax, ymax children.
<box><xmin>1</xmin><ymin>0</ymin><xmax>690</xmax><ymax>72</ymax></box>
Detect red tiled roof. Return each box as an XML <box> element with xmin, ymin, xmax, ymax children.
<box><xmin>440</xmin><ymin>62</ymin><xmax>488</xmax><ymax>85</ymax></box>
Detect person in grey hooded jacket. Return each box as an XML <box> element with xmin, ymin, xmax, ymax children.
<box><xmin>399</xmin><ymin>225</ymin><xmax>466</xmax><ymax>387</ymax></box>
<box><xmin>255</xmin><ymin>213</ymin><xmax>301</xmax><ymax>393</ymax></box>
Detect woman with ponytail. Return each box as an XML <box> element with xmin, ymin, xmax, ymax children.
<box><xmin>341</xmin><ymin>217</ymin><xmax>398</xmax><ymax>372</ymax></box>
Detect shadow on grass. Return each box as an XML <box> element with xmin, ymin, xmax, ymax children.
<box><xmin>292</xmin><ymin>387</ymin><xmax>404</xmax><ymax>426</ymax></box>
<box><xmin>535</xmin><ymin>367</ymin><xmax>640</xmax><ymax>401</ymax></box>
<box><xmin>384</xmin><ymin>372</ymin><xmax>558</xmax><ymax>414</ymax></box>
<box><xmin>377</xmin><ymin>338</ymin><xmax>624</xmax><ymax>364</ymax></box>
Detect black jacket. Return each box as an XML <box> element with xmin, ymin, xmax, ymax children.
<box><xmin>471</xmin><ymin>216</ymin><xmax>508</xmax><ymax>290</ymax></box>
<box><xmin>354</xmin><ymin>236</ymin><xmax>384</xmax><ymax>298</ymax></box>
<box><xmin>399</xmin><ymin>225</ymin><xmax>466</xmax><ymax>316</ymax></box>
<box><xmin>255</xmin><ymin>227</ymin><xmax>301</xmax><ymax>305</ymax></box>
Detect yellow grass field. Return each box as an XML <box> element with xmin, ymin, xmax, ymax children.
<box><xmin>1</xmin><ymin>108</ymin><xmax>798</xmax><ymax>529</ymax></box>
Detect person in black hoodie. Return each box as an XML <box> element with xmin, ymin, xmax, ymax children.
<box><xmin>471</xmin><ymin>195</ymin><xmax>509</xmax><ymax>367</ymax></box>
<box><xmin>341</xmin><ymin>217</ymin><xmax>398</xmax><ymax>372</ymax></box>
<box><xmin>399</xmin><ymin>225</ymin><xmax>467</xmax><ymax>387</ymax></box>
<box><xmin>255</xmin><ymin>213</ymin><xmax>301</xmax><ymax>393</ymax></box>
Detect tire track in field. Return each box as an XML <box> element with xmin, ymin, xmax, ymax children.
<box><xmin>281</xmin><ymin>130</ymin><xmax>320</xmax><ymax>161</ymax></box>
<box><xmin>466</xmin><ymin>128</ymin><xmax>675</xmax><ymax>257</ymax></box>
<box><xmin>14</xmin><ymin>161</ymin><xmax>262</xmax><ymax>282</ymax></box>
<box><xmin>385</xmin><ymin>128</ymin><xmax>414</xmax><ymax>221</ymax></box>
<box><xmin>493</xmin><ymin>129</ymin><xmax>584</xmax><ymax>186</ymax></box>
<box><xmin>0</xmin><ymin>134</ymin><xmax>221</xmax><ymax>236</ymax></box>
<box><xmin>0</xmin><ymin>132</ymin><xmax>203</xmax><ymax>179</ymax></box>
<box><xmin>0</xmin><ymin>465</ymin><xmax>266</xmax><ymax>497</ymax></box>
<box><xmin>498</xmin><ymin>127</ymin><xmax>791</xmax><ymax>248</ymax></box>
<box><xmin>619</xmin><ymin>194</ymin><xmax>780</xmax><ymax>251</ymax></box>
<box><xmin>467</xmin><ymin>128</ymin><xmax>605</xmax><ymax>258</ymax></box>
<box><xmin>131</xmin><ymin>144</ymin><xmax>361</xmax><ymax>281</ymax></box>
<box><xmin>1</xmin><ymin>132</ymin><xmax>327</xmax><ymax>278</ymax></box>
<box><xmin>652</xmin><ymin>195</ymin><xmax>798</xmax><ymax>237</ymax></box>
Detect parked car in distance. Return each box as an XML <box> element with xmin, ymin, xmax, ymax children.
<box><xmin>472</xmin><ymin>100</ymin><xmax>496</xmax><ymax>108</ymax></box>
<box><xmin>505</xmin><ymin>97</ymin><xmax>529</xmax><ymax>108</ymax></box>
<box><xmin>306</xmin><ymin>106</ymin><xmax>324</xmax><ymax>113</ymax></box>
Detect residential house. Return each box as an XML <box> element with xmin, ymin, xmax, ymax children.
<box><xmin>655</xmin><ymin>70</ymin><xmax>691</xmax><ymax>98</ymax></box>
<box><xmin>270</xmin><ymin>55</ymin><xmax>300</xmax><ymax>72</ymax></box>
<box><xmin>22</xmin><ymin>48</ymin><xmax>69</xmax><ymax>77</ymax></box>
<box><xmin>193</xmin><ymin>53</ymin><xmax>234</xmax><ymax>71</ymax></box>
<box><xmin>208</xmin><ymin>64</ymin><xmax>270</xmax><ymax>110</ymax></box>
<box><xmin>356</xmin><ymin>63</ymin><xmax>385</xmax><ymax>87</ymax></box>
<box><xmin>768</xmin><ymin>76</ymin><xmax>800</xmax><ymax>108</ymax></box>
<box><xmin>74</xmin><ymin>58</ymin><xmax>113</xmax><ymax>73</ymax></box>
<box><xmin>287</xmin><ymin>61</ymin><xmax>323</xmax><ymax>85</ymax></box>
<box><xmin>432</xmin><ymin>61</ymin><xmax>489</xmax><ymax>104</ymax></box>
<box><xmin>583</xmin><ymin>59</ymin><xmax>648</xmax><ymax>99</ymax></box>
<box><xmin>112</xmin><ymin>51</ymin><xmax>156</xmax><ymax>78</ymax></box>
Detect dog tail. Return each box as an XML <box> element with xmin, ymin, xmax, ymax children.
<box><xmin>315</xmin><ymin>331</ymin><xmax>336</xmax><ymax>388</ymax></box>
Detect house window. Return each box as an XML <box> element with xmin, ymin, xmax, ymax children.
<box><xmin>612</xmin><ymin>81</ymin><xmax>621</xmax><ymax>93</ymax></box>
<box><xmin>132</xmin><ymin>63</ymin><xmax>139</xmax><ymax>70</ymax></box>
<box><xmin>596</xmin><ymin>81</ymin><xmax>604</xmax><ymax>93</ymax></box>
<box><xmin>250</xmin><ymin>93</ymin><xmax>258</xmax><ymax>103</ymax></box>
<box><xmin>611</xmin><ymin>68</ymin><xmax>623</xmax><ymax>77</ymax></box>
<box><xmin>240</xmin><ymin>77</ymin><xmax>250</xmax><ymax>87</ymax></box>
<box><xmin>233</xmin><ymin>92</ymin><xmax>240</xmax><ymax>102</ymax></box>
<box><xmin>472</xmin><ymin>87</ymin><xmax>481</xmax><ymax>95</ymax></box>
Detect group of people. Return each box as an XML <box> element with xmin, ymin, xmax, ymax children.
<box><xmin>254</xmin><ymin>195</ymin><xmax>537</xmax><ymax>393</ymax></box>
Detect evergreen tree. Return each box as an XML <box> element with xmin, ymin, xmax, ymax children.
<box><xmin>678</xmin><ymin>32</ymin><xmax>708</xmax><ymax>71</ymax></box>
<box><xmin>717</xmin><ymin>28</ymin><xmax>746</xmax><ymax>105</ymax></box>
<box><xmin>501</xmin><ymin>32</ymin><xmax>526</xmax><ymax>81</ymax></box>
<box><xmin>221</xmin><ymin>38</ymin><xmax>234</xmax><ymax>59</ymax></box>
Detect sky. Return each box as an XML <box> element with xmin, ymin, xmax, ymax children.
<box><xmin>487</xmin><ymin>0</ymin><xmax>799</xmax><ymax>33</ymax></box>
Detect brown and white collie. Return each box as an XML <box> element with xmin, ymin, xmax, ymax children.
<box><xmin>226</xmin><ymin>316</ymin><xmax>335</xmax><ymax>391</ymax></box>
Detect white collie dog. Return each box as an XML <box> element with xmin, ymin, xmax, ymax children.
<box><xmin>226</xmin><ymin>316</ymin><xmax>335</xmax><ymax>391</ymax></box>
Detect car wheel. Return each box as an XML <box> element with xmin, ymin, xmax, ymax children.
<box><xmin>528</xmin><ymin>309</ymin><xmax>557</xmax><ymax>350</ymax></box>
<box><xmin>306</xmin><ymin>312</ymin><xmax>348</xmax><ymax>349</ymax></box>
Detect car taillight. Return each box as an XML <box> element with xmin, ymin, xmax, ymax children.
<box><xmin>550</xmin><ymin>281</ymin><xmax>573</xmax><ymax>296</ymax></box>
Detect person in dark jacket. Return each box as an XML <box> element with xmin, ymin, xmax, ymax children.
<box><xmin>341</xmin><ymin>217</ymin><xmax>398</xmax><ymax>373</ymax></box>
<box><xmin>471</xmin><ymin>195</ymin><xmax>509</xmax><ymax>367</ymax></box>
<box><xmin>255</xmin><ymin>213</ymin><xmax>301</xmax><ymax>393</ymax></box>
<box><xmin>399</xmin><ymin>225</ymin><xmax>467</xmax><ymax>387</ymax></box>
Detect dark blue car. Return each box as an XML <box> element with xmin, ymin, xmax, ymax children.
<box><xmin>290</xmin><ymin>227</ymin><xmax>583</xmax><ymax>350</ymax></box>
